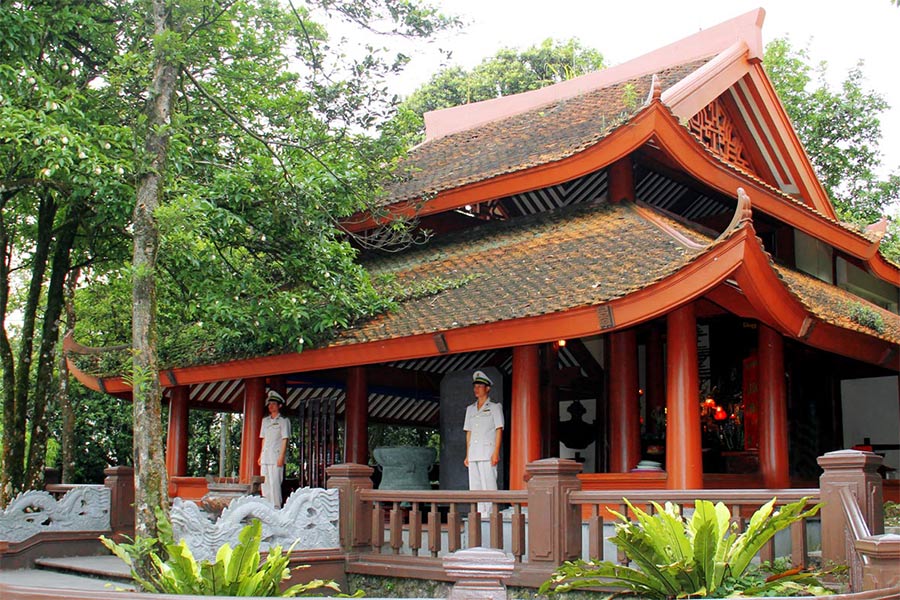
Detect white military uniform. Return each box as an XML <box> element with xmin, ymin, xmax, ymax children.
<box><xmin>259</xmin><ymin>414</ymin><xmax>290</xmax><ymax>507</ymax></box>
<box><xmin>463</xmin><ymin>398</ymin><xmax>504</xmax><ymax>514</ymax></box>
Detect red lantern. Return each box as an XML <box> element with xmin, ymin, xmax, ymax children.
<box><xmin>714</xmin><ymin>406</ymin><xmax>728</xmax><ymax>421</ymax></box>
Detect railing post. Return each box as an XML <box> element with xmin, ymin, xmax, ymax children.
<box><xmin>855</xmin><ymin>534</ymin><xmax>900</xmax><ymax>591</ymax></box>
<box><xmin>444</xmin><ymin>547</ymin><xmax>514</xmax><ymax>600</ymax></box>
<box><xmin>326</xmin><ymin>463</ymin><xmax>373</xmax><ymax>551</ymax></box>
<box><xmin>104</xmin><ymin>466</ymin><xmax>135</xmax><ymax>537</ymax></box>
<box><xmin>526</xmin><ymin>458</ymin><xmax>582</xmax><ymax>568</ymax></box>
<box><xmin>817</xmin><ymin>450</ymin><xmax>884</xmax><ymax>568</ymax></box>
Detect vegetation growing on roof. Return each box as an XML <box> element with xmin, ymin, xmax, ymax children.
<box><xmin>377</xmin><ymin>273</ymin><xmax>478</xmax><ymax>303</ymax></box>
<box><xmin>846</xmin><ymin>301</ymin><xmax>886</xmax><ymax>333</ymax></box>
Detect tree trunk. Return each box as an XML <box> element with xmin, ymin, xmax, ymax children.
<box><xmin>130</xmin><ymin>0</ymin><xmax>179</xmax><ymax>559</ymax></box>
<box><xmin>25</xmin><ymin>208</ymin><xmax>81</xmax><ymax>489</ymax></box>
<box><xmin>0</xmin><ymin>207</ymin><xmax>16</xmax><ymax>505</ymax></box>
<box><xmin>59</xmin><ymin>269</ymin><xmax>78</xmax><ymax>483</ymax></box>
<box><xmin>0</xmin><ymin>192</ymin><xmax>56</xmax><ymax>502</ymax></box>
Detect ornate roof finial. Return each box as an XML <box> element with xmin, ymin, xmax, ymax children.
<box><xmin>649</xmin><ymin>74</ymin><xmax>662</xmax><ymax>103</ymax></box>
<box><xmin>736</xmin><ymin>187</ymin><xmax>753</xmax><ymax>224</ymax></box>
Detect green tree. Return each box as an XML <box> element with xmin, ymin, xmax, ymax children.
<box><xmin>0</xmin><ymin>0</ymin><xmax>134</xmax><ymax>502</ymax></box>
<box><xmin>54</xmin><ymin>0</ymin><xmax>456</xmax><ymax>557</ymax></box>
<box><xmin>764</xmin><ymin>38</ymin><xmax>900</xmax><ymax>261</ymax></box>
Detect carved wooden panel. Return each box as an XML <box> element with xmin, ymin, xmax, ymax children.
<box><xmin>689</xmin><ymin>98</ymin><xmax>756</xmax><ymax>173</ymax></box>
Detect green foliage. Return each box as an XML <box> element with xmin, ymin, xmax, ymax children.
<box><xmin>764</xmin><ymin>38</ymin><xmax>899</xmax><ymax>251</ymax></box>
<box><xmin>66</xmin><ymin>0</ymin><xmax>458</xmax><ymax>371</ymax></box>
<box><xmin>101</xmin><ymin>510</ymin><xmax>344</xmax><ymax>596</ymax></box>
<box><xmin>846</xmin><ymin>301</ymin><xmax>886</xmax><ymax>333</ymax></box>
<box><xmin>540</xmin><ymin>497</ymin><xmax>832</xmax><ymax>598</ymax></box>
<box><xmin>884</xmin><ymin>501</ymin><xmax>900</xmax><ymax>528</ymax></box>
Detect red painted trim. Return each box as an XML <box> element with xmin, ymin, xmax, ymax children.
<box><xmin>729</xmin><ymin>79</ymin><xmax>793</xmax><ymax>187</ymax></box>
<box><xmin>344</xmin><ymin>105</ymin><xmax>661</xmax><ymax>232</ymax></box>
<box><xmin>348</xmin><ymin>102</ymin><xmax>897</xmax><ymax>286</ymax></box>
<box><xmin>608</xmin><ymin>329</ymin><xmax>641</xmax><ymax>472</ymax></box>
<box><xmin>666</xmin><ymin>304</ymin><xmax>704</xmax><ymax>489</ymax></box>
<box><xmin>744</xmin><ymin>67</ymin><xmax>836</xmax><ymax>219</ymax></box>
<box><xmin>718</xmin><ymin>89</ymin><xmax>779</xmax><ymax>185</ymax></box>
<box><xmin>662</xmin><ymin>40</ymin><xmax>751</xmax><ymax>120</ymax></box>
<box><xmin>510</xmin><ymin>345</ymin><xmax>541</xmax><ymax>490</ymax></box>
<box><xmin>69</xmin><ymin>225</ymin><xmax>898</xmax><ymax>411</ymax></box>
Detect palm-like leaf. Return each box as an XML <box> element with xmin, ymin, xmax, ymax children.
<box><xmin>543</xmin><ymin>497</ymin><xmax>825</xmax><ymax>599</ymax></box>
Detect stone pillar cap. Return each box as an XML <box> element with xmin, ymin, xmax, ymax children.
<box><xmin>443</xmin><ymin>547</ymin><xmax>515</xmax><ymax>579</ymax></box>
<box><xmin>325</xmin><ymin>463</ymin><xmax>374</xmax><ymax>477</ymax></box>
<box><xmin>817</xmin><ymin>449</ymin><xmax>883</xmax><ymax>470</ymax></box>
<box><xmin>524</xmin><ymin>458</ymin><xmax>583</xmax><ymax>476</ymax></box>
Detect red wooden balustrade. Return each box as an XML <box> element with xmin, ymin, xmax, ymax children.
<box><xmin>328</xmin><ymin>452</ymin><xmax>899</xmax><ymax>594</ymax></box>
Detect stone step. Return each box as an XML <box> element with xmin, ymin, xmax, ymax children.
<box><xmin>34</xmin><ymin>555</ymin><xmax>133</xmax><ymax>584</ymax></box>
<box><xmin>0</xmin><ymin>566</ymin><xmax>134</xmax><ymax>592</ymax></box>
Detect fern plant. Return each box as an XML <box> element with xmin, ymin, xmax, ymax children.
<box><xmin>540</xmin><ymin>497</ymin><xmax>834</xmax><ymax>598</ymax></box>
<box><xmin>101</xmin><ymin>511</ymin><xmax>344</xmax><ymax>597</ymax></box>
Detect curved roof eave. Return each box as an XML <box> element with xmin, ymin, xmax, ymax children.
<box><xmin>352</xmin><ymin>100</ymin><xmax>897</xmax><ymax>283</ymax></box>
<box><xmin>69</xmin><ymin>193</ymin><xmax>898</xmax><ymax>398</ymax></box>
<box><xmin>66</xmin><ymin>229</ymin><xmax>744</xmax><ymax>394</ymax></box>
<box><xmin>646</xmin><ymin>102</ymin><xmax>898</xmax><ymax>284</ymax></box>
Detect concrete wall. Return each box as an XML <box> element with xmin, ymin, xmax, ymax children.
<box><xmin>841</xmin><ymin>376</ymin><xmax>900</xmax><ymax>475</ymax></box>
<box><xmin>439</xmin><ymin>368</ymin><xmax>505</xmax><ymax>491</ymax></box>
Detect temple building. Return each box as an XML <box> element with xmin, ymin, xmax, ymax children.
<box><xmin>69</xmin><ymin>8</ymin><xmax>900</xmax><ymax>498</ymax></box>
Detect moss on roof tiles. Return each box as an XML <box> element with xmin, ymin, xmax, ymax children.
<box><xmin>387</xmin><ymin>61</ymin><xmax>708</xmax><ymax>204</ymax></box>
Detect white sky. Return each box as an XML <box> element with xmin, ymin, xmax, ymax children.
<box><xmin>388</xmin><ymin>1</ymin><xmax>900</xmax><ymax>204</ymax></box>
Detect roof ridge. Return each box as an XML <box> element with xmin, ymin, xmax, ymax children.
<box><xmin>423</xmin><ymin>8</ymin><xmax>765</xmax><ymax>141</ymax></box>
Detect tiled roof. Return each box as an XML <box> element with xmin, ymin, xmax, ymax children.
<box><xmin>776</xmin><ymin>266</ymin><xmax>900</xmax><ymax>345</ymax></box>
<box><xmin>334</xmin><ymin>200</ymin><xmax>900</xmax><ymax>348</ymax></box>
<box><xmin>387</xmin><ymin>61</ymin><xmax>709</xmax><ymax>204</ymax></box>
<box><xmin>338</xmin><ymin>201</ymin><xmax>709</xmax><ymax>344</ymax></box>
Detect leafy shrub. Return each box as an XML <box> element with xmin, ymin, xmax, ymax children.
<box><xmin>885</xmin><ymin>501</ymin><xmax>900</xmax><ymax>528</ymax></box>
<box><xmin>540</xmin><ymin>497</ymin><xmax>835</xmax><ymax>598</ymax></box>
<box><xmin>101</xmin><ymin>511</ymin><xmax>345</xmax><ymax>596</ymax></box>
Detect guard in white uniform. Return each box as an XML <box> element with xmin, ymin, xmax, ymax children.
<box><xmin>463</xmin><ymin>370</ymin><xmax>504</xmax><ymax>515</ymax></box>
<box><xmin>258</xmin><ymin>390</ymin><xmax>290</xmax><ymax>508</ymax></box>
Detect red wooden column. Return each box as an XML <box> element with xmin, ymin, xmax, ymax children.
<box><xmin>165</xmin><ymin>385</ymin><xmax>189</xmax><ymax>477</ymax></box>
<box><xmin>510</xmin><ymin>344</ymin><xmax>541</xmax><ymax>490</ymax></box>
<box><xmin>608</xmin><ymin>329</ymin><xmax>641</xmax><ymax>472</ymax></box>
<box><xmin>239</xmin><ymin>377</ymin><xmax>265</xmax><ymax>483</ymax></box>
<box><xmin>758</xmin><ymin>324</ymin><xmax>790</xmax><ymax>488</ymax></box>
<box><xmin>666</xmin><ymin>305</ymin><xmax>703</xmax><ymax>489</ymax></box>
<box><xmin>646</xmin><ymin>326</ymin><xmax>665</xmax><ymax>436</ymax></box>
<box><xmin>541</xmin><ymin>343</ymin><xmax>559</xmax><ymax>458</ymax></box>
<box><xmin>607</xmin><ymin>156</ymin><xmax>635</xmax><ymax>203</ymax></box>
<box><xmin>345</xmin><ymin>366</ymin><xmax>369</xmax><ymax>464</ymax></box>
